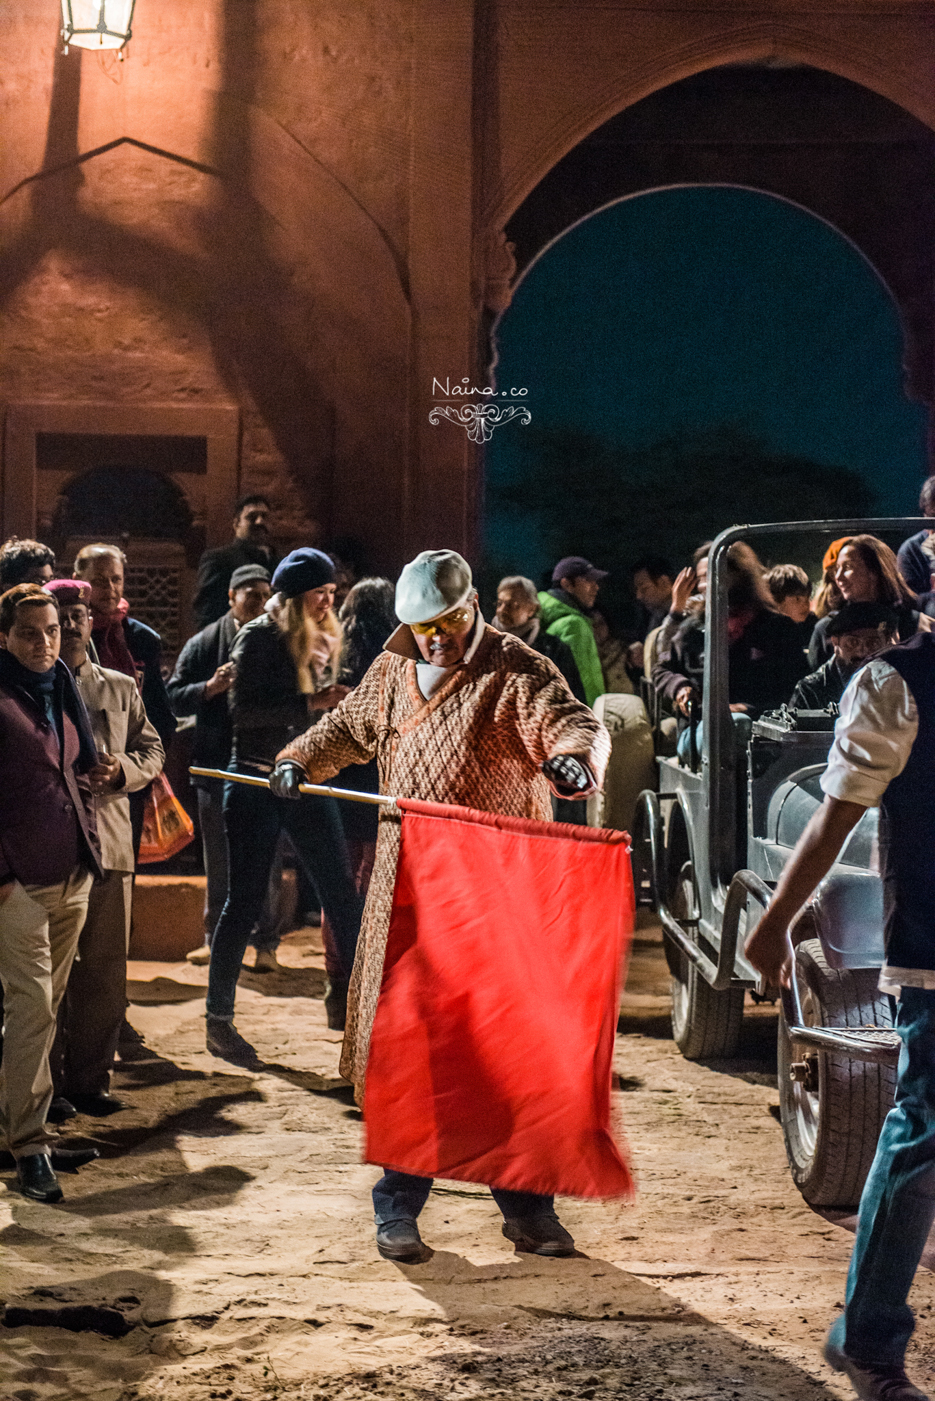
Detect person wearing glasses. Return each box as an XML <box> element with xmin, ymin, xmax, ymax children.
<box><xmin>270</xmin><ymin>549</ymin><xmax>610</xmax><ymax>1264</ymax></box>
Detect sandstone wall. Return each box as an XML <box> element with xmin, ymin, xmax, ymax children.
<box><xmin>1</xmin><ymin>1</ymin><xmax>932</xmax><ymax>573</ymax></box>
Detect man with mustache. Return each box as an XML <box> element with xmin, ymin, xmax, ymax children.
<box><xmin>46</xmin><ymin>579</ymin><xmax>164</xmax><ymax>1121</ymax></box>
<box><xmin>271</xmin><ymin>550</ymin><xmax>610</xmax><ymax>1262</ymax></box>
<box><xmin>192</xmin><ymin>494</ymin><xmax>280</xmax><ymax>629</ymax></box>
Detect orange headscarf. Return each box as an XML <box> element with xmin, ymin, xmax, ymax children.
<box><xmin>822</xmin><ymin>537</ymin><xmax>852</xmax><ymax>575</ymax></box>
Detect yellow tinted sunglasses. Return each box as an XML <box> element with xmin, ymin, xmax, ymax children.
<box><xmin>410</xmin><ymin>605</ymin><xmax>475</xmax><ymax>636</ymax></box>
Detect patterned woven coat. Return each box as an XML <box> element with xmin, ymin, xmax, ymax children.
<box><xmin>278</xmin><ymin>624</ymin><xmax>610</xmax><ymax>1096</ymax></box>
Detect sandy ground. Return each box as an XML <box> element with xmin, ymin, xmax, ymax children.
<box><xmin>2</xmin><ymin>921</ymin><xmax>934</xmax><ymax>1401</ymax></box>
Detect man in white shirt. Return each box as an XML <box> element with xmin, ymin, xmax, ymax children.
<box><xmin>746</xmin><ymin>630</ymin><xmax>935</xmax><ymax>1401</ymax></box>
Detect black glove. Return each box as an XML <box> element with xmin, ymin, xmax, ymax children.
<box><xmin>270</xmin><ymin>761</ymin><xmax>305</xmax><ymax>800</ymax></box>
<box><xmin>542</xmin><ymin>754</ymin><xmax>594</xmax><ymax>799</ymax></box>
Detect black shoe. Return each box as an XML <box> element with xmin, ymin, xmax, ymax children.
<box><xmin>502</xmin><ymin>1212</ymin><xmax>576</xmax><ymax>1257</ymax></box>
<box><xmin>68</xmin><ymin>1092</ymin><xmax>126</xmax><ymax>1117</ymax></box>
<box><xmin>324</xmin><ymin>979</ymin><xmax>348</xmax><ymax>1031</ymax></box>
<box><xmin>16</xmin><ymin>1153</ymin><xmax>64</xmax><ymax>1203</ymax></box>
<box><xmin>205</xmin><ymin>1017</ymin><xmax>260</xmax><ymax>1067</ymax></box>
<box><xmin>116</xmin><ymin>1019</ymin><xmax>150</xmax><ymax>1062</ymax></box>
<box><xmin>824</xmin><ymin>1339</ymin><xmax>930</xmax><ymax>1400</ymax></box>
<box><xmin>47</xmin><ymin>1096</ymin><xmax>77</xmax><ymax>1124</ymax></box>
<box><xmin>375</xmin><ymin>1218</ymin><xmax>425</xmax><ymax>1261</ymax></box>
<box><xmin>50</xmin><ymin>1147</ymin><xmax>101</xmax><ymax>1173</ymax></box>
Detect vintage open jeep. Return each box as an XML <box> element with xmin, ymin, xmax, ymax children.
<box><xmin>632</xmin><ymin>518</ymin><xmax>926</xmax><ymax>1209</ymax></box>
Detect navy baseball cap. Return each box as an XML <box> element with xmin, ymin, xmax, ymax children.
<box><xmin>551</xmin><ymin>555</ymin><xmax>609</xmax><ymax>584</ymax></box>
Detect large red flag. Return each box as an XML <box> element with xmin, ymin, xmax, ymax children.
<box><xmin>363</xmin><ymin>799</ymin><xmax>635</xmax><ymax>1199</ymax></box>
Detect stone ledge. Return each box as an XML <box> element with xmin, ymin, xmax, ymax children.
<box><xmin>130</xmin><ymin>875</ymin><xmax>206</xmax><ymax>961</ymax></box>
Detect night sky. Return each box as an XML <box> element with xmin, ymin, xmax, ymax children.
<box><xmin>485</xmin><ymin>186</ymin><xmax>929</xmax><ymax>575</ymax></box>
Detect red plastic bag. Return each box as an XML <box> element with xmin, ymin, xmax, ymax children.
<box><xmin>137</xmin><ymin>772</ymin><xmax>195</xmax><ymax>864</ymax></box>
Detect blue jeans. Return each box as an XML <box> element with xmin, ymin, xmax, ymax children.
<box><xmin>373</xmin><ymin>1169</ymin><xmax>553</xmax><ymax>1225</ymax></box>
<box><xmin>206</xmin><ymin>780</ymin><xmax>363</xmax><ymax>1020</ymax></box>
<box><xmin>196</xmin><ymin>782</ymin><xmax>283</xmax><ymax>951</ymax></box>
<box><xmin>828</xmin><ymin>986</ymin><xmax>935</xmax><ymax>1366</ymax></box>
<box><xmin>676</xmin><ymin>711</ymin><xmax>752</xmax><ymax>764</ymax></box>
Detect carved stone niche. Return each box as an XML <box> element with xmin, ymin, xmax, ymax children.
<box><xmin>2</xmin><ymin>402</ymin><xmax>239</xmax><ymax>649</ymax></box>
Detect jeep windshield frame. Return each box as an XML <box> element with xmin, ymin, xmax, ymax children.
<box><xmin>704</xmin><ymin>517</ymin><xmax>930</xmax><ymax>895</ymax></box>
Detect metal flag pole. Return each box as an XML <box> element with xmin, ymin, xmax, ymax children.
<box><xmin>189</xmin><ymin>766</ymin><xmax>397</xmax><ymax>807</ymax></box>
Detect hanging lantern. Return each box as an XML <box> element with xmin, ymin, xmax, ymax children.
<box><xmin>61</xmin><ymin>0</ymin><xmax>136</xmax><ymax>52</ymax></box>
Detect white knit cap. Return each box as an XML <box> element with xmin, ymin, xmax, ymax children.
<box><xmin>395</xmin><ymin>549</ymin><xmax>474</xmax><ymax>625</ymax></box>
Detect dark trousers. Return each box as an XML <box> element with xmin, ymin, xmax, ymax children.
<box><xmin>196</xmin><ymin>782</ymin><xmax>284</xmax><ymax>950</ymax></box>
<box><xmin>828</xmin><ymin>986</ymin><xmax>935</xmax><ymax>1366</ymax></box>
<box><xmin>206</xmin><ymin>780</ymin><xmax>363</xmax><ymax>1020</ymax></box>
<box><xmin>373</xmin><ymin>1169</ymin><xmax>553</xmax><ymax>1225</ymax></box>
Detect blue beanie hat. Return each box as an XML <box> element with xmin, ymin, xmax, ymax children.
<box><xmin>271</xmin><ymin>548</ymin><xmax>335</xmax><ymax>599</ymax></box>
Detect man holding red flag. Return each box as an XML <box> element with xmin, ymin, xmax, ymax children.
<box><xmin>271</xmin><ymin>550</ymin><xmax>616</xmax><ymax>1262</ymax></box>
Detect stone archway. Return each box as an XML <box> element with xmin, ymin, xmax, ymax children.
<box><xmin>484</xmin><ymin>64</ymin><xmax>935</xmax><ymax>437</ymax></box>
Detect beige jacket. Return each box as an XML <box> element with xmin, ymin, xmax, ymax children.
<box><xmin>74</xmin><ymin>660</ymin><xmax>165</xmax><ymax>872</ymax></box>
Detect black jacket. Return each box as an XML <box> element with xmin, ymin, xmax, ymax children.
<box><xmin>228</xmin><ymin>613</ymin><xmax>310</xmax><ymax>769</ymax></box>
<box><xmin>193</xmin><ymin>539</ymin><xmax>279</xmax><ymax>630</ymax></box>
<box><xmin>532</xmin><ymin>629</ymin><xmax>586</xmax><ymax>702</ymax></box>
<box><xmin>653</xmin><ymin>607</ymin><xmax>807</xmax><ymax>718</ymax></box>
<box><xmin>112</xmin><ymin>617</ymin><xmax>176</xmax><ymax>751</ymax></box>
<box><xmin>167</xmin><ymin>612</ymin><xmax>238</xmax><ymax>779</ymax></box>
<box><xmin>789</xmin><ymin>657</ymin><xmax>850</xmax><ymax>711</ymax></box>
<box><xmin>897</xmin><ymin>531</ymin><xmax>932</xmax><ymax>599</ymax></box>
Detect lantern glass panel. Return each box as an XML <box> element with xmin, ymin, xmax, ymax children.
<box><xmin>61</xmin><ymin>0</ymin><xmax>135</xmax><ymax>49</ymax></box>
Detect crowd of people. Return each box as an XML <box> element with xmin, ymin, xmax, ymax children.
<box><xmin>1</xmin><ymin>478</ymin><xmax>935</xmax><ymax>1401</ymax></box>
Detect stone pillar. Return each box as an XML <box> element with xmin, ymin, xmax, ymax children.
<box><xmin>406</xmin><ymin>4</ymin><xmax>479</xmax><ymax>563</ymax></box>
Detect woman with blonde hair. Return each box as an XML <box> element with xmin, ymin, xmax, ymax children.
<box><xmin>809</xmin><ymin>534</ymin><xmax>922</xmax><ymax>669</ymax></box>
<box><xmin>204</xmin><ymin>548</ymin><xmax>363</xmax><ymax>1066</ymax></box>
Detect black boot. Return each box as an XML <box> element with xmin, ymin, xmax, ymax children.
<box><xmin>375</xmin><ymin>1218</ymin><xmax>425</xmax><ymax>1261</ymax></box>
<box><xmin>17</xmin><ymin>1153</ymin><xmax>64</xmax><ymax>1203</ymax></box>
<box><xmin>47</xmin><ymin>1096</ymin><xmax>77</xmax><ymax>1123</ymax></box>
<box><xmin>502</xmin><ymin>1212</ymin><xmax>575</xmax><ymax>1257</ymax></box>
<box><xmin>206</xmin><ymin>1016</ymin><xmax>260</xmax><ymax>1067</ymax></box>
<box><xmin>68</xmin><ymin>1092</ymin><xmax>126</xmax><ymax>1117</ymax></box>
<box><xmin>324</xmin><ymin>979</ymin><xmax>348</xmax><ymax>1031</ymax></box>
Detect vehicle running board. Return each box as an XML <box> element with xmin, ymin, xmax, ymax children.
<box><xmin>781</xmin><ymin>995</ymin><xmax>900</xmax><ymax>1065</ymax></box>
<box><xmin>658</xmin><ymin>905</ymin><xmax>755</xmax><ymax>991</ymax></box>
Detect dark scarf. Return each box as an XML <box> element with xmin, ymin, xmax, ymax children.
<box><xmin>91</xmin><ymin>598</ymin><xmax>137</xmax><ymax>679</ymax></box>
<box><xmin>0</xmin><ymin>650</ymin><xmax>98</xmax><ymax>773</ymax></box>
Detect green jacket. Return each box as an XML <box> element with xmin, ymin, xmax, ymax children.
<box><xmin>537</xmin><ymin>590</ymin><xmax>604</xmax><ymax>706</ymax></box>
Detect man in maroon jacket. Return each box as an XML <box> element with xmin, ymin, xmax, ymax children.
<box><xmin>0</xmin><ymin>584</ymin><xmax>102</xmax><ymax>1202</ymax></box>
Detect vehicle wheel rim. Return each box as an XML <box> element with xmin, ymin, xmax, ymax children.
<box><xmin>670</xmin><ymin>868</ymin><xmax>696</xmax><ymax>1036</ymax></box>
<box><xmin>791</xmin><ymin>980</ymin><xmax>820</xmax><ymax>1160</ymax></box>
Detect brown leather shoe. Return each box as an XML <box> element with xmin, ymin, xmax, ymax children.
<box><xmin>824</xmin><ymin>1340</ymin><xmax>931</xmax><ymax>1400</ymax></box>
